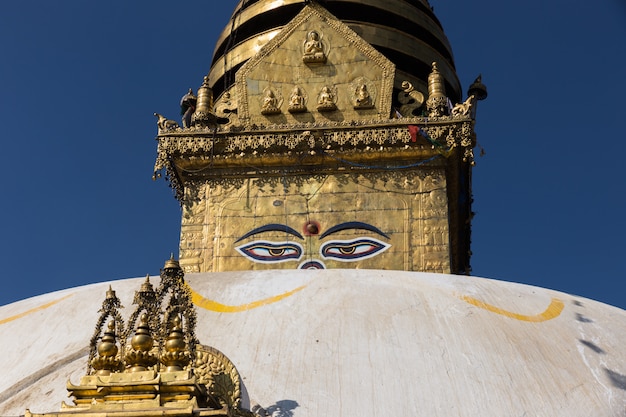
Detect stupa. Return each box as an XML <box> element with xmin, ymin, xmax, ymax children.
<box><xmin>1</xmin><ymin>1</ymin><xmax>625</xmax><ymax>416</ymax></box>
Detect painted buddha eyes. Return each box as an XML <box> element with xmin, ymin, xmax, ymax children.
<box><xmin>320</xmin><ymin>238</ymin><xmax>390</xmax><ymax>261</ymax></box>
<box><xmin>235</xmin><ymin>221</ymin><xmax>391</xmax><ymax>268</ymax></box>
<box><xmin>236</xmin><ymin>242</ymin><xmax>303</xmax><ymax>263</ymax></box>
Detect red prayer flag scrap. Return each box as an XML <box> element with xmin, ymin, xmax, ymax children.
<box><xmin>408</xmin><ymin>125</ymin><xmax>419</xmax><ymax>142</ymax></box>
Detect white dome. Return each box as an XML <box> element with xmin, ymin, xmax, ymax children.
<box><xmin>1</xmin><ymin>270</ymin><xmax>625</xmax><ymax>416</ymax></box>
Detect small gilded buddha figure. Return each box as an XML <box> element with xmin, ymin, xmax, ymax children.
<box><xmin>317</xmin><ymin>86</ymin><xmax>337</xmax><ymax>112</ymax></box>
<box><xmin>354</xmin><ymin>84</ymin><xmax>374</xmax><ymax>109</ymax></box>
<box><xmin>302</xmin><ymin>30</ymin><xmax>326</xmax><ymax>64</ymax></box>
<box><xmin>261</xmin><ymin>89</ymin><xmax>281</xmax><ymax>115</ymax></box>
<box><xmin>288</xmin><ymin>86</ymin><xmax>307</xmax><ymax>113</ymax></box>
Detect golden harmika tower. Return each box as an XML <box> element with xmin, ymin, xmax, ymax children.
<box><xmin>153</xmin><ymin>1</ymin><xmax>487</xmax><ymax>275</ymax></box>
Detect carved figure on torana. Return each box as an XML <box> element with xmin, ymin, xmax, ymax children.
<box><xmin>302</xmin><ymin>30</ymin><xmax>327</xmax><ymax>64</ymax></box>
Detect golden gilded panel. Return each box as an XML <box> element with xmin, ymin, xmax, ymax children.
<box><xmin>179</xmin><ymin>171</ymin><xmax>450</xmax><ymax>273</ymax></box>
<box><xmin>235</xmin><ymin>3</ymin><xmax>395</xmax><ymax>126</ymax></box>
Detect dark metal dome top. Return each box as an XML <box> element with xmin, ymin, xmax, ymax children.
<box><xmin>207</xmin><ymin>0</ymin><xmax>461</xmax><ymax>102</ymax></box>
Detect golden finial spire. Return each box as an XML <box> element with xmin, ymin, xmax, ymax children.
<box><xmin>141</xmin><ymin>274</ymin><xmax>152</xmax><ymax>289</ymax></box>
<box><xmin>88</xmin><ymin>287</ymin><xmax>125</xmax><ymax>374</ymax></box>
<box><xmin>426</xmin><ymin>62</ymin><xmax>449</xmax><ymax>117</ymax></box>
<box><xmin>161</xmin><ymin>315</ymin><xmax>191</xmax><ymax>372</ymax></box>
<box><xmin>106</xmin><ymin>285</ymin><xmax>116</xmax><ymax>300</ymax></box>
<box><xmin>191</xmin><ymin>75</ymin><xmax>215</xmax><ymax>127</ymax></box>
<box><xmin>133</xmin><ymin>274</ymin><xmax>157</xmax><ymax>306</ymax></box>
<box><xmin>126</xmin><ymin>313</ymin><xmax>158</xmax><ymax>372</ymax></box>
<box><xmin>90</xmin><ymin>320</ymin><xmax>121</xmax><ymax>375</ymax></box>
<box><xmin>163</xmin><ymin>253</ymin><xmax>181</xmax><ymax>271</ymax></box>
<box><xmin>157</xmin><ymin>254</ymin><xmax>198</xmax><ymax>366</ymax></box>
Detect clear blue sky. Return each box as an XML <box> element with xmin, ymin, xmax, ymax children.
<box><xmin>0</xmin><ymin>0</ymin><xmax>625</xmax><ymax>308</ymax></box>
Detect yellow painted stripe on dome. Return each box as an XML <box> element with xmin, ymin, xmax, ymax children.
<box><xmin>189</xmin><ymin>285</ymin><xmax>306</xmax><ymax>313</ymax></box>
<box><xmin>460</xmin><ymin>295</ymin><xmax>564</xmax><ymax>322</ymax></box>
<box><xmin>0</xmin><ymin>293</ymin><xmax>74</xmax><ymax>325</ymax></box>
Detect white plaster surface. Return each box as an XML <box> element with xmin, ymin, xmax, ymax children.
<box><xmin>1</xmin><ymin>270</ymin><xmax>625</xmax><ymax>416</ymax></box>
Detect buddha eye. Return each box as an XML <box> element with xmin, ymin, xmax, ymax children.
<box><xmin>236</xmin><ymin>241</ymin><xmax>303</xmax><ymax>263</ymax></box>
<box><xmin>320</xmin><ymin>238</ymin><xmax>390</xmax><ymax>261</ymax></box>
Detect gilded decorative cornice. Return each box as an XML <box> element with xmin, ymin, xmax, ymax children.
<box><xmin>153</xmin><ymin>116</ymin><xmax>475</xmax><ymax>202</ymax></box>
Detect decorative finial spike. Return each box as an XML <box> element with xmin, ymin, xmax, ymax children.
<box><xmin>163</xmin><ymin>254</ymin><xmax>182</xmax><ymax>271</ymax></box>
<box><xmin>139</xmin><ymin>274</ymin><xmax>154</xmax><ymax>293</ymax></box>
<box><xmin>161</xmin><ymin>314</ymin><xmax>190</xmax><ymax>372</ymax></box>
<box><xmin>106</xmin><ymin>286</ymin><xmax>116</xmax><ymax>299</ymax></box>
<box><xmin>426</xmin><ymin>61</ymin><xmax>448</xmax><ymax>117</ymax></box>
<box><xmin>125</xmin><ymin>312</ymin><xmax>157</xmax><ymax>372</ymax></box>
<box><xmin>91</xmin><ymin>319</ymin><xmax>121</xmax><ymax>375</ymax></box>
